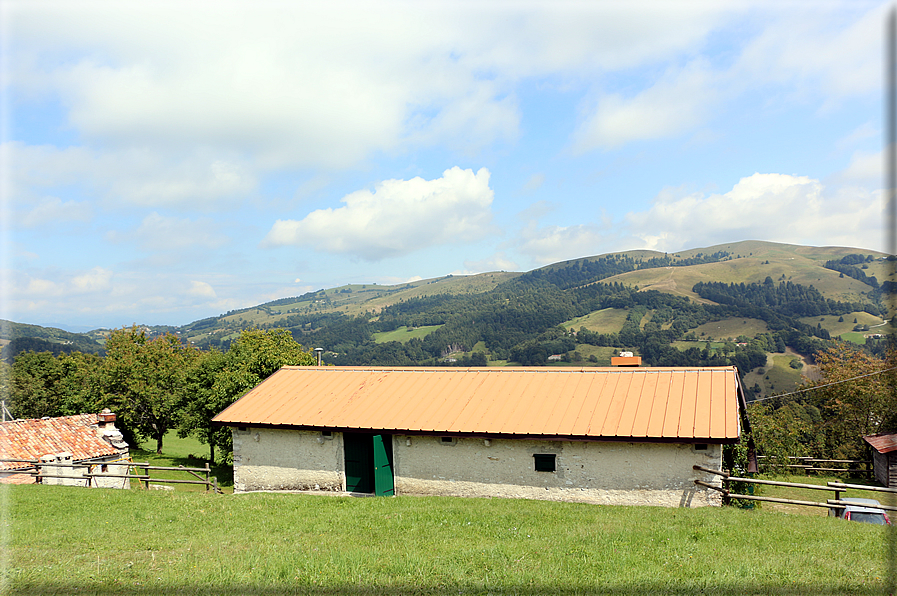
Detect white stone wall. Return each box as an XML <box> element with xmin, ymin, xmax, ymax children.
<box><xmin>391</xmin><ymin>436</ymin><xmax>723</xmax><ymax>507</ymax></box>
<box><xmin>231</xmin><ymin>427</ymin><xmax>725</xmax><ymax>506</ymax></box>
<box><xmin>232</xmin><ymin>428</ymin><xmax>343</xmax><ymax>492</ymax></box>
<box><xmin>90</xmin><ymin>461</ymin><xmax>130</xmax><ymax>489</ymax></box>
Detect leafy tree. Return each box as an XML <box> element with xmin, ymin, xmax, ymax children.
<box><xmin>179</xmin><ymin>328</ymin><xmax>316</xmax><ymax>462</ymax></box>
<box><xmin>9</xmin><ymin>350</ymin><xmax>102</xmax><ymax>419</ymax></box>
<box><xmin>101</xmin><ymin>327</ymin><xmax>199</xmax><ymax>454</ymax></box>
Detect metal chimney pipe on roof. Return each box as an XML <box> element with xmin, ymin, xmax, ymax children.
<box><xmin>314</xmin><ymin>347</ymin><xmax>323</xmax><ymax>366</ymax></box>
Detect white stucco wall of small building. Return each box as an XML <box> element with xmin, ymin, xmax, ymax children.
<box><xmin>392</xmin><ymin>435</ymin><xmax>723</xmax><ymax>507</ymax></box>
<box><xmin>232</xmin><ymin>428</ymin><xmax>343</xmax><ymax>492</ymax></box>
<box><xmin>232</xmin><ymin>428</ymin><xmax>725</xmax><ymax>506</ymax></box>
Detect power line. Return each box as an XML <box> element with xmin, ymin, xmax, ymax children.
<box><xmin>750</xmin><ymin>365</ymin><xmax>897</xmax><ymax>403</ymax></box>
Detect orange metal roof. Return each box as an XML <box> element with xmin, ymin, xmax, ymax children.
<box><xmin>213</xmin><ymin>366</ymin><xmax>741</xmax><ymax>442</ymax></box>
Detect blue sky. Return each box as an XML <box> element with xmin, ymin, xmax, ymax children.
<box><xmin>1</xmin><ymin>1</ymin><xmax>889</xmax><ymax>330</ymax></box>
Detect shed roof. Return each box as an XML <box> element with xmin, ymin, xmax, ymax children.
<box><xmin>213</xmin><ymin>366</ymin><xmax>742</xmax><ymax>443</ymax></box>
<box><xmin>0</xmin><ymin>414</ymin><xmax>121</xmax><ymax>471</ymax></box>
<box><xmin>865</xmin><ymin>432</ymin><xmax>897</xmax><ymax>454</ymax></box>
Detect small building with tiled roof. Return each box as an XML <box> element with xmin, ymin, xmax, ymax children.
<box><xmin>864</xmin><ymin>432</ymin><xmax>897</xmax><ymax>488</ymax></box>
<box><xmin>213</xmin><ymin>366</ymin><xmax>746</xmax><ymax>506</ymax></box>
<box><xmin>0</xmin><ymin>410</ymin><xmax>130</xmax><ymax>488</ymax></box>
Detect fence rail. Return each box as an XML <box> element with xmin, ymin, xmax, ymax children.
<box><xmin>755</xmin><ymin>456</ymin><xmax>872</xmax><ymax>478</ymax></box>
<box><xmin>0</xmin><ymin>458</ymin><xmax>222</xmax><ymax>493</ymax></box>
<box><xmin>693</xmin><ymin>465</ymin><xmax>893</xmax><ymax>510</ymax></box>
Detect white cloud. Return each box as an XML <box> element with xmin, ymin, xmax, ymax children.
<box><xmin>188</xmin><ymin>281</ymin><xmax>216</xmax><ymax>299</ymax></box>
<box><xmin>834</xmin><ymin>149</ymin><xmax>882</xmax><ymax>185</ymax></box>
<box><xmin>624</xmin><ymin>173</ymin><xmax>882</xmax><ymax>252</ymax></box>
<box><xmin>264</xmin><ymin>167</ymin><xmax>496</xmax><ymax>261</ymax></box>
<box><xmin>463</xmin><ymin>252</ymin><xmax>519</xmax><ymax>273</ymax></box>
<box><xmin>515</xmin><ymin>222</ymin><xmax>610</xmax><ymax>265</ymax></box>
<box><xmin>5</xmin><ymin>142</ymin><xmax>256</xmax><ymax>209</ymax></box>
<box><xmin>19</xmin><ymin>196</ymin><xmax>92</xmax><ymax>228</ymax></box>
<box><xmin>5</xmin><ymin>2</ymin><xmax>744</xmax><ymax>171</ymax></box>
<box><xmin>110</xmin><ymin>213</ymin><xmax>229</xmax><ymax>252</ymax></box>
<box><xmin>71</xmin><ymin>267</ymin><xmax>113</xmax><ymax>293</ymax></box>
<box><xmin>574</xmin><ymin>60</ymin><xmax>718</xmax><ymax>151</ymax></box>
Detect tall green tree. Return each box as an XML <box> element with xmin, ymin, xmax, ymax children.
<box><xmin>9</xmin><ymin>350</ymin><xmax>102</xmax><ymax>419</ymax></box>
<box><xmin>179</xmin><ymin>328</ymin><xmax>316</xmax><ymax>462</ymax></box>
<box><xmin>101</xmin><ymin>327</ymin><xmax>199</xmax><ymax>454</ymax></box>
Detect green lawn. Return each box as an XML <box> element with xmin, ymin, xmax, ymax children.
<box><xmin>4</xmin><ymin>484</ymin><xmax>893</xmax><ymax>595</ymax></box>
<box><xmin>134</xmin><ymin>433</ymin><xmax>233</xmax><ymax>493</ymax></box>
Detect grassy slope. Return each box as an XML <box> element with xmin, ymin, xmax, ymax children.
<box><xmin>372</xmin><ymin>325</ymin><xmax>443</xmax><ymax>344</ymax></box>
<box><xmin>5</xmin><ymin>484</ymin><xmax>892</xmax><ymax>595</ymax></box>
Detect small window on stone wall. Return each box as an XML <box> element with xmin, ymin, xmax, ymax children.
<box><xmin>533</xmin><ymin>454</ymin><xmax>556</xmax><ymax>472</ymax></box>
<box><xmin>440</xmin><ymin>436</ymin><xmax>456</xmax><ymax>445</ymax></box>
<box><xmin>694</xmin><ymin>444</ymin><xmax>708</xmax><ymax>451</ymax></box>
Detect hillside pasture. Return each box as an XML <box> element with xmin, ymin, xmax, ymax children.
<box><xmin>6</xmin><ymin>485</ymin><xmax>891</xmax><ymax>595</ymax></box>
<box><xmin>799</xmin><ymin>312</ymin><xmax>887</xmax><ymax>342</ymax></box>
<box><xmin>742</xmin><ymin>352</ymin><xmax>808</xmax><ymax>398</ymax></box>
<box><xmin>691</xmin><ymin>318</ymin><xmax>769</xmax><ymax>341</ymax></box>
<box><xmin>600</xmin><ymin>246</ymin><xmax>878</xmax><ymax>305</ymax></box>
<box><xmin>563</xmin><ymin>308</ymin><xmax>629</xmax><ymax>334</ymax></box>
<box><xmin>372</xmin><ymin>325</ymin><xmax>443</xmax><ymax>344</ymax></box>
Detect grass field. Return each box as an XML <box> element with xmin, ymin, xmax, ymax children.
<box><xmin>799</xmin><ymin>312</ymin><xmax>887</xmax><ymax>342</ymax></box>
<box><xmin>134</xmin><ymin>434</ymin><xmax>233</xmax><ymax>493</ymax></box>
<box><xmin>564</xmin><ymin>308</ymin><xmax>629</xmax><ymax>334</ymax></box>
<box><xmin>741</xmin><ymin>352</ymin><xmax>808</xmax><ymax>397</ymax></box>
<box><xmin>4</xmin><ymin>484</ymin><xmax>893</xmax><ymax>595</ymax></box>
<box><xmin>372</xmin><ymin>325</ymin><xmax>443</xmax><ymax>344</ymax></box>
<box><xmin>690</xmin><ymin>318</ymin><xmax>769</xmax><ymax>341</ymax></box>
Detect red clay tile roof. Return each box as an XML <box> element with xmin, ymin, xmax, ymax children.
<box><xmin>213</xmin><ymin>366</ymin><xmax>742</xmax><ymax>442</ymax></box>
<box><xmin>0</xmin><ymin>414</ymin><xmax>121</xmax><ymax>470</ymax></box>
<box><xmin>865</xmin><ymin>433</ymin><xmax>897</xmax><ymax>454</ymax></box>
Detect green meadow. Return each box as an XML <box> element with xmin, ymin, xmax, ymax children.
<box><xmin>372</xmin><ymin>325</ymin><xmax>443</xmax><ymax>344</ymax></box>
<box><xmin>4</xmin><ymin>484</ymin><xmax>892</xmax><ymax>595</ymax></box>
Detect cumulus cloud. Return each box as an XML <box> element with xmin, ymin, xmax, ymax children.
<box><xmin>188</xmin><ymin>280</ymin><xmax>216</xmax><ymax>299</ymax></box>
<box><xmin>264</xmin><ymin>167</ymin><xmax>496</xmax><ymax>261</ymax></box>
<box><xmin>624</xmin><ymin>173</ymin><xmax>882</xmax><ymax>252</ymax></box>
<box><xmin>5</xmin><ymin>2</ymin><xmax>744</xmax><ymax>171</ymax></box>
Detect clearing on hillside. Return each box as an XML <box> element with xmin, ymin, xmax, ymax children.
<box><xmin>691</xmin><ymin>318</ymin><xmax>769</xmax><ymax>341</ymax></box>
<box><xmin>564</xmin><ymin>308</ymin><xmax>629</xmax><ymax>334</ymax></box>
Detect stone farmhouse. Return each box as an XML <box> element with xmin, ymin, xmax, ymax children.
<box><xmin>213</xmin><ymin>365</ymin><xmax>746</xmax><ymax>507</ymax></box>
<box><xmin>0</xmin><ymin>410</ymin><xmax>130</xmax><ymax>487</ymax></box>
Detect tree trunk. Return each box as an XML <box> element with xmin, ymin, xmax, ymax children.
<box><xmin>210</xmin><ymin>442</ymin><xmax>215</xmax><ymax>464</ymax></box>
<box><xmin>156</xmin><ymin>434</ymin><xmax>164</xmax><ymax>454</ymax></box>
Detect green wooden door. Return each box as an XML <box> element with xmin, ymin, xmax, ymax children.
<box><xmin>372</xmin><ymin>434</ymin><xmax>394</xmax><ymax>497</ymax></box>
<box><xmin>344</xmin><ymin>433</ymin><xmax>373</xmax><ymax>493</ymax></box>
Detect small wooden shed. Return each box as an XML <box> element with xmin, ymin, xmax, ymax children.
<box><xmin>864</xmin><ymin>433</ymin><xmax>897</xmax><ymax>488</ymax></box>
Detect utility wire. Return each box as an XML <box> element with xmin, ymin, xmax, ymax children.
<box><xmin>750</xmin><ymin>365</ymin><xmax>897</xmax><ymax>403</ymax></box>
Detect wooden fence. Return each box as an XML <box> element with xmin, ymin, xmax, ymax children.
<box><xmin>0</xmin><ymin>458</ymin><xmax>222</xmax><ymax>493</ymax></box>
<box><xmin>756</xmin><ymin>456</ymin><xmax>872</xmax><ymax>478</ymax></box>
<box><xmin>694</xmin><ymin>464</ymin><xmax>897</xmax><ymax>511</ymax></box>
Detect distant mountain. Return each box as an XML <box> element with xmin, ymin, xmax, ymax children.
<box><xmin>5</xmin><ymin>241</ymin><xmax>894</xmax><ymax>400</ymax></box>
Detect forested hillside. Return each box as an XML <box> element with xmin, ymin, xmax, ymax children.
<box><xmin>5</xmin><ymin>241</ymin><xmax>895</xmax><ymax>398</ymax></box>
<box><xmin>4</xmin><ymin>241</ymin><xmax>895</xmax><ymax>464</ymax></box>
